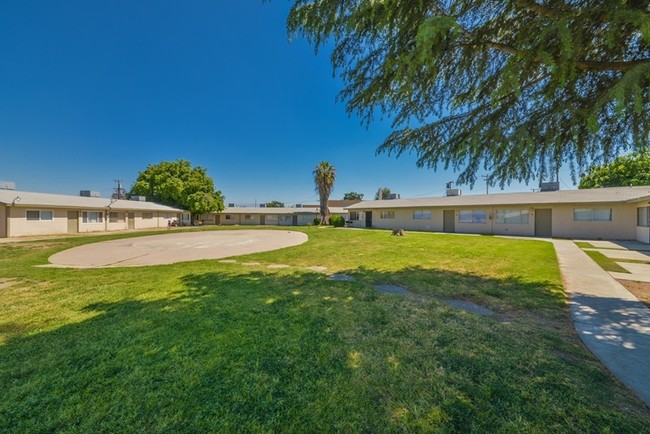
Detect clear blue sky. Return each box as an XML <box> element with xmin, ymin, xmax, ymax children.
<box><xmin>0</xmin><ymin>1</ymin><xmax>575</xmax><ymax>205</ymax></box>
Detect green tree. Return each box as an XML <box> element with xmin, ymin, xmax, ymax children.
<box><xmin>288</xmin><ymin>1</ymin><xmax>650</xmax><ymax>187</ymax></box>
<box><xmin>343</xmin><ymin>192</ymin><xmax>364</xmax><ymax>200</ymax></box>
<box><xmin>265</xmin><ymin>200</ymin><xmax>285</xmax><ymax>208</ymax></box>
<box><xmin>130</xmin><ymin>159</ymin><xmax>224</xmax><ymax>215</ymax></box>
<box><xmin>375</xmin><ymin>187</ymin><xmax>392</xmax><ymax>200</ymax></box>
<box><xmin>579</xmin><ymin>151</ymin><xmax>650</xmax><ymax>189</ymax></box>
<box><xmin>313</xmin><ymin>161</ymin><xmax>336</xmax><ymax>224</ymax></box>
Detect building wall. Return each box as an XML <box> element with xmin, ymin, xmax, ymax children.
<box><xmin>637</xmin><ymin>226</ymin><xmax>650</xmax><ymax>244</ymax></box>
<box><xmin>0</xmin><ymin>204</ymin><xmax>6</xmax><ymax>237</ymax></box>
<box><xmin>8</xmin><ymin>207</ymin><xmax>69</xmax><ymax>236</ymax></box>
<box><xmin>348</xmin><ymin>203</ymin><xmax>638</xmax><ymax>240</ymax></box>
<box><xmin>220</xmin><ymin>214</ymin><xmax>241</xmax><ymax>225</ymax></box>
<box><xmin>133</xmin><ymin>211</ymin><xmax>166</xmax><ymax>230</ymax></box>
<box><xmin>551</xmin><ymin>204</ymin><xmax>636</xmax><ymax>240</ymax></box>
<box><xmin>241</xmin><ymin>214</ymin><xmax>261</xmax><ymax>225</ymax></box>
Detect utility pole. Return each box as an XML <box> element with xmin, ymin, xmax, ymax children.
<box><xmin>482</xmin><ymin>175</ymin><xmax>489</xmax><ymax>195</ymax></box>
<box><xmin>112</xmin><ymin>179</ymin><xmax>126</xmax><ymax>199</ymax></box>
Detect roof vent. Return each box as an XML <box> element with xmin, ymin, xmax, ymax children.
<box><xmin>0</xmin><ymin>181</ymin><xmax>16</xmax><ymax>190</ymax></box>
<box><xmin>131</xmin><ymin>195</ymin><xmax>146</xmax><ymax>201</ymax></box>
<box><xmin>80</xmin><ymin>190</ymin><xmax>101</xmax><ymax>197</ymax></box>
<box><xmin>446</xmin><ymin>189</ymin><xmax>462</xmax><ymax>197</ymax></box>
<box><xmin>540</xmin><ymin>182</ymin><xmax>560</xmax><ymax>192</ymax></box>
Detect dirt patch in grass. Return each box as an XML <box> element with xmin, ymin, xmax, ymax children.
<box><xmin>618</xmin><ymin>280</ymin><xmax>650</xmax><ymax>308</ymax></box>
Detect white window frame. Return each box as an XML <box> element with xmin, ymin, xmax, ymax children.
<box><xmin>82</xmin><ymin>211</ymin><xmax>103</xmax><ymax>224</ymax></box>
<box><xmin>412</xmin><ymin>210</ymin><xmax>432</xmax><ymax>220</ymax></box>
<box><xmin>26</xmin><ymin>210</ymin><xmax>53</xmax><ymax>221</ymax></box>
<box><xmin>459</xmin><ymin>210</ymin><xmax>487</xmax><ymax>224</ymax></box>
<box><xmin>380</xmin><ymin>210</ymin><xmax>395</xmax><ymax>219</ymax></box>
<box><xmin>574</xmin><ymin>208</ymin><xmax>612</xmax><ymax>222</ymax></box>
<box><xmin>349</xmin><ymin>211</ymin><xmax>359</xmax><ymax>221</ymax></box>
<box><xmin>637</xmin><ymin>207</ymin><xmax>649</xmax><ymax>227</ymax></box>
<box><xmin>142</xmin><ymin>212</ymin><xmax>154</xmax><ymax>220</ymax></box>
<box><xmin>495</xmin><ymin>209</ymin><xmax>529</xmax><ymax>225</ymax></box>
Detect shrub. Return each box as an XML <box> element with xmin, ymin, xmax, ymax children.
<box><xmin>329</xmin><ymin>215</ymin><xmax>345</xmax><ymax>227</ymax></box>
<box><xmin>313</xmin><ymin>217</ymin><xmax>321</xmax><ymax>226</ymax></box>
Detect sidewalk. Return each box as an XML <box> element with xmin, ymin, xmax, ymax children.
<box><xmin>553</xmin><ymin>240</ymin><xmax>650</xmax><ymax>407</ymax></box>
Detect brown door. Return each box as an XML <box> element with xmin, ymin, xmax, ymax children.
<box><xmin>128</xmin><ymin>212</ymin><xmax>135</xmax><ymax>229</ymax></box>
<box><xmin>443</xmin><ymin>210</ymin><xmax>455</xmax><ymax>233</ymax></box>
<box><xmin>67</xmin><ymin>211</ymin><xmax>78</xmax><ymax>233</ymax></box>
<box><xmin>535</xmin><ymin>209</ymin><xmax>552</xmax><ymax>237</ymax></box>
<box><xmin>0</xmin><ymin>204</ymin><xmax>7</xmax><ymax>238</ymax></box>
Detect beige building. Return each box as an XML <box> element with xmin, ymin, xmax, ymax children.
<box><xmin>0</xmin><ymin>190</ymin><xmax>185</xmax><ymax>238</ymax></box>
<box><xmin>345</xmin><ymin>186</ymin><xmax>650</xmax><ymax>243</ymax></box>
<box><xmin>198</xmin><ymin>205</ymin><xmax>349</xmax><ymax>226</ymax></box>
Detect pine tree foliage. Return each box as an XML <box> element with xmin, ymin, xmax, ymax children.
<box><xmin>579</xmin><ymin>150</ymin><xmax>650</xmax><ymax>188</ymax></box>
<box><xmin>288</xmin><ymin>0</ymin><xmax>650</xmax><ymax>186</ymax></box>
<box><xmin>130</xmin><ymin>159</ymin><xmax>224</xmax><ymax>215</ymax></box>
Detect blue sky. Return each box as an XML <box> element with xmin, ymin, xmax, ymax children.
<box><xmin>0</xmin><ymin>1</ymin><xmax>575</xmax><ymax>205</ymax></box>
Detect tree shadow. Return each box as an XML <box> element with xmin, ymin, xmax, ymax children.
<box><xmin>1</xmin><ymin>268</ymin><xmax>648</xmax><ymax>432</ymax></box>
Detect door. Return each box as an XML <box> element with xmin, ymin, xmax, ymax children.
<box><xmin>67</xmin><ymin>211</ymin><xmax>78</xmax><ymax>233</ymax></box>
<box><xmin>365</xmin><ymin>211</ymin><xmax>372</xmax><ymax>228</ymax></box>
<box><xmin>260</xmin><ymin>215</ymin><xmax>265</xmax><ymax>225</ymax></box>
<box><xmin>215</xmin><ymin>214</ymin><xmax>221</xmax><ymax>225</ymax></box>
<box><xmin>292</xmin><ymin>215</ymin><xmax>298</xmax><ymax>226</ymax></box>
<box><xmin>443</xmin><ymin>210</ymin><xmax>455</xmax><ymax>233</ymax></box>
<box><xmin>128</xmin><ymin>212</ymin><xmax>135</xmax><ymax>229</ymax></box>
<box><xmin>535</xmin><ymin>209</ymin><xmax>552</xmax><ymax>237</ymax></box>
<box><xmin>0</xmin><ymin>204</ymin><xmax>6</xmax><ymax>238</ymax></box>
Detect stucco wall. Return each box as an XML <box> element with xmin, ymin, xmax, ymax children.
<box><xmin>8</xmin><ymin>207</ymin><xmax>69</xmax><ymax>236</ymax></box>
<box><xmin>220</xmin><ymin>214</ymin><xmax>241</xmax><ymax>225</ymax></box>
<box><xmin>348</xmin><ymin>203</ymin><xmax>637</xmax><ymax>240</ymax></box>
<box><xmin>133</xmin><ymin>212</ymin><xmax>165</xmax><ymax>230</ymax></box>
<box><xmin>551</xmin><ymin>204</ymin><xmax>636</xmax><ymax>240</ymax></box>
<box><xmin>637</xmin><ymin>226</ymin><xmax>650</xmax><ymax>244</ymax></box>
<box><xmin>241</xmin><ymin>214</ymin><xmax>261</xmax><ymax>225</ymax></box>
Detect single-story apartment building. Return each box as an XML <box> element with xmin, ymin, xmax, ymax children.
<box><xmin>345</xmin><ymin>186</ymin><xmax>650</xmax><ymax>243</ymax></box>
<box><xmin>197</xmin><ymin>205</ymin><xmax>350</xmax><ymax>226</ymax></box>
<box><xmin>0</xmin><ymin>190</ymin><xmax>186</xmax><ymax>238</ymax></box>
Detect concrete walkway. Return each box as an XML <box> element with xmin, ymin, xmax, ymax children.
<box><xmin>553</xmin><ymin>240</ymin><xmax>650</xmax><ymax>406</ymax></box>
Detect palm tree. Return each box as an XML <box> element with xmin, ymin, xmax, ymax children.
<box><xmin>313</xmin><ymin>161</ymin><xmax>336</xmax><ymax>225</ymax></box>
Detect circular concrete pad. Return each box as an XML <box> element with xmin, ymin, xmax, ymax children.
<box><xmin>48</xmin><ymin>230</ymin><xmax>308</xmax><ymax>268</ymax></box>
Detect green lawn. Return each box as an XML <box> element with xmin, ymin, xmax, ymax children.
<box><xmin>1</xmin><ymin>227</ymin><xmax>648</xmax><ymax>432</ymax></box>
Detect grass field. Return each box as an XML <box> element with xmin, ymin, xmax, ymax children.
<box><xmin>1</xmin><ymin>227</ymin><xmax>649</xmax><ymax>432</ymax></box>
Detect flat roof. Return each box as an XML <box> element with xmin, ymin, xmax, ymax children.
<box><xmin>345</xmin><ymin>186</ymin><xmax>650</xmax><ymax>210</ymax></box>
<box><xmin>0</xmin><ymin>190</ymin><xmax>185</xmax><ymax>212</ymax></box>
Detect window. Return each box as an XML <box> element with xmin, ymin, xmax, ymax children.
<box><xmin>574</xmin><ymin>208</ymin><xmax>612</xmax><ymax>222</ymax></box>
<box><xmin>638</xmin><ymin>207</ymin><xmax>649</xmax><ymax>227</ymax></box>
<box><xmin>349</xmin><ymin>211</ymin><xmax>359</xmax><ymax>221</ymax></box>
<box><xmin>495</xmin><ymin>209</ymin><xmax>529</xmax><ymax>224</ymax></box>
<box><xmin>163</xmin><ymin>213</ymin><xmax>173</xmax><ymax>219</ymax></box>
<box><xmin>109</xmin><ymin>212</ymin><xmax>122</xmax><ymax>223</ymax></box>
<box><xmin>26</xmin><ymin>210</ymin><xmax>52</xmax><ymax>221</ymax></box>
<box><xmin>459</xmin><ymin>210</ymin><xmax>487</xmax><ymax>224</ymax></box>
<box><xmin>225</xmin><ymin>214</ymin><xmax>232</xmax><ymax>220</ymax></box>
<box><xmin>380</xmin><ymin>210</ymin><xmax>395</xmax><ymax>219</ymax></box>
<box><xmin>412</xmin><ymin>210</ymin><xmax>432</xmax><ymax>220</ymax></box>
<box><xmin>244</xmin><ymin>215</ymin><xmax>252</xmax><ymax>220</ymax></box>
<box><xmin>82</xmin><ymin>211</ymin><xmax>103</xmax><ymax>223</ymax></box>
<box><xmin>142</xmin><ymin>212</ymin><xmax>154</xmax><ymax>220</ymax></box>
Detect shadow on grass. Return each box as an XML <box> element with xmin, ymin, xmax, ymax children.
<box><xmin>1</xmin><ymin>268</ymin><xmax>649</xmax><ymax>433</ymax></box>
